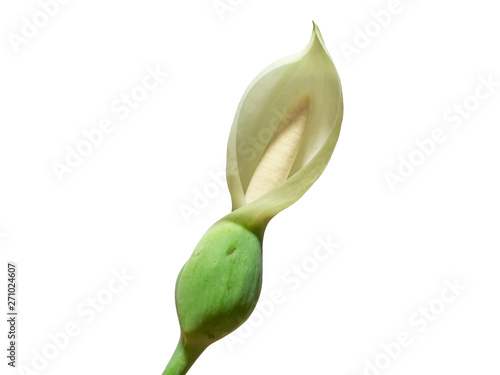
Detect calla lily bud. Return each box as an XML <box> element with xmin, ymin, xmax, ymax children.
<box><xmin>226</xmin><ymin>22</ymin><xmax>343</xmax><ymax>232</ymax></box>
<box><xmin>163</xmin><ymin>22</ymin><xmax>343</xmax><ymax>375</ymax></box>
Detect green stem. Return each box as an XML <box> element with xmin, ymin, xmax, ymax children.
<box><xmin>162</xmin><ymin>337</ymin><xmax>204</xmax><ymax>375</ymax></box>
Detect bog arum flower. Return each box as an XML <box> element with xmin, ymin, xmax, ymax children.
<box><xmin>226</xmin><ymin>22</ymin><xmax>343</xmax><ymax>234</ymax></box>
<box><xmin>163</xmin><ymin>22</ymin><xmax>343</xmax><ymax>375</ymax></box>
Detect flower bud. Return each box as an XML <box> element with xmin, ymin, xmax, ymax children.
<box><xmin>163</xmin><ymin>23</ymin><xmax>343</xmax><ymax>375</ymax></box>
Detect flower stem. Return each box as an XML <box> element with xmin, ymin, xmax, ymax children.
<box><xmin>162</xmin><ymin>337</ymin><xmax>204</xmax><ymax>375</ymax></box>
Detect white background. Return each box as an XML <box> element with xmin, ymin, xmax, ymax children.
<box><xmin>1</xmin><ymin>0</ymin><xmax>499</xmax><ymax>374</ymax></box>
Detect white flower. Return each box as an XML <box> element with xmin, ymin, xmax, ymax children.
<box><xmin>225</xmin><ymin>22</ymin><xmax>344</xmax><ymax>232</ymax></box>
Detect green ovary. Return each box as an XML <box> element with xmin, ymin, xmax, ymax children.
<box><xmin>175</xmin><ymin>220</ymin><xmax>263</xmax><ymax>349</ymax></box>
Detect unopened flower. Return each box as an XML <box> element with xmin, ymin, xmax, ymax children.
<box><xmin>163</xmin><ymin>23</ymin><xmax>343</xmax><ymax>375</ymax></box>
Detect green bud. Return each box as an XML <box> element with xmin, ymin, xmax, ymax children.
<box><xmin>176</xmin><ymin>220</ymin><xmax>262</xmax><ymax>346</ymax></box>
<box><xmin>164</xmin><ymin>219</ymin><xmax>262</xmax><ymax>375</ymax></box>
